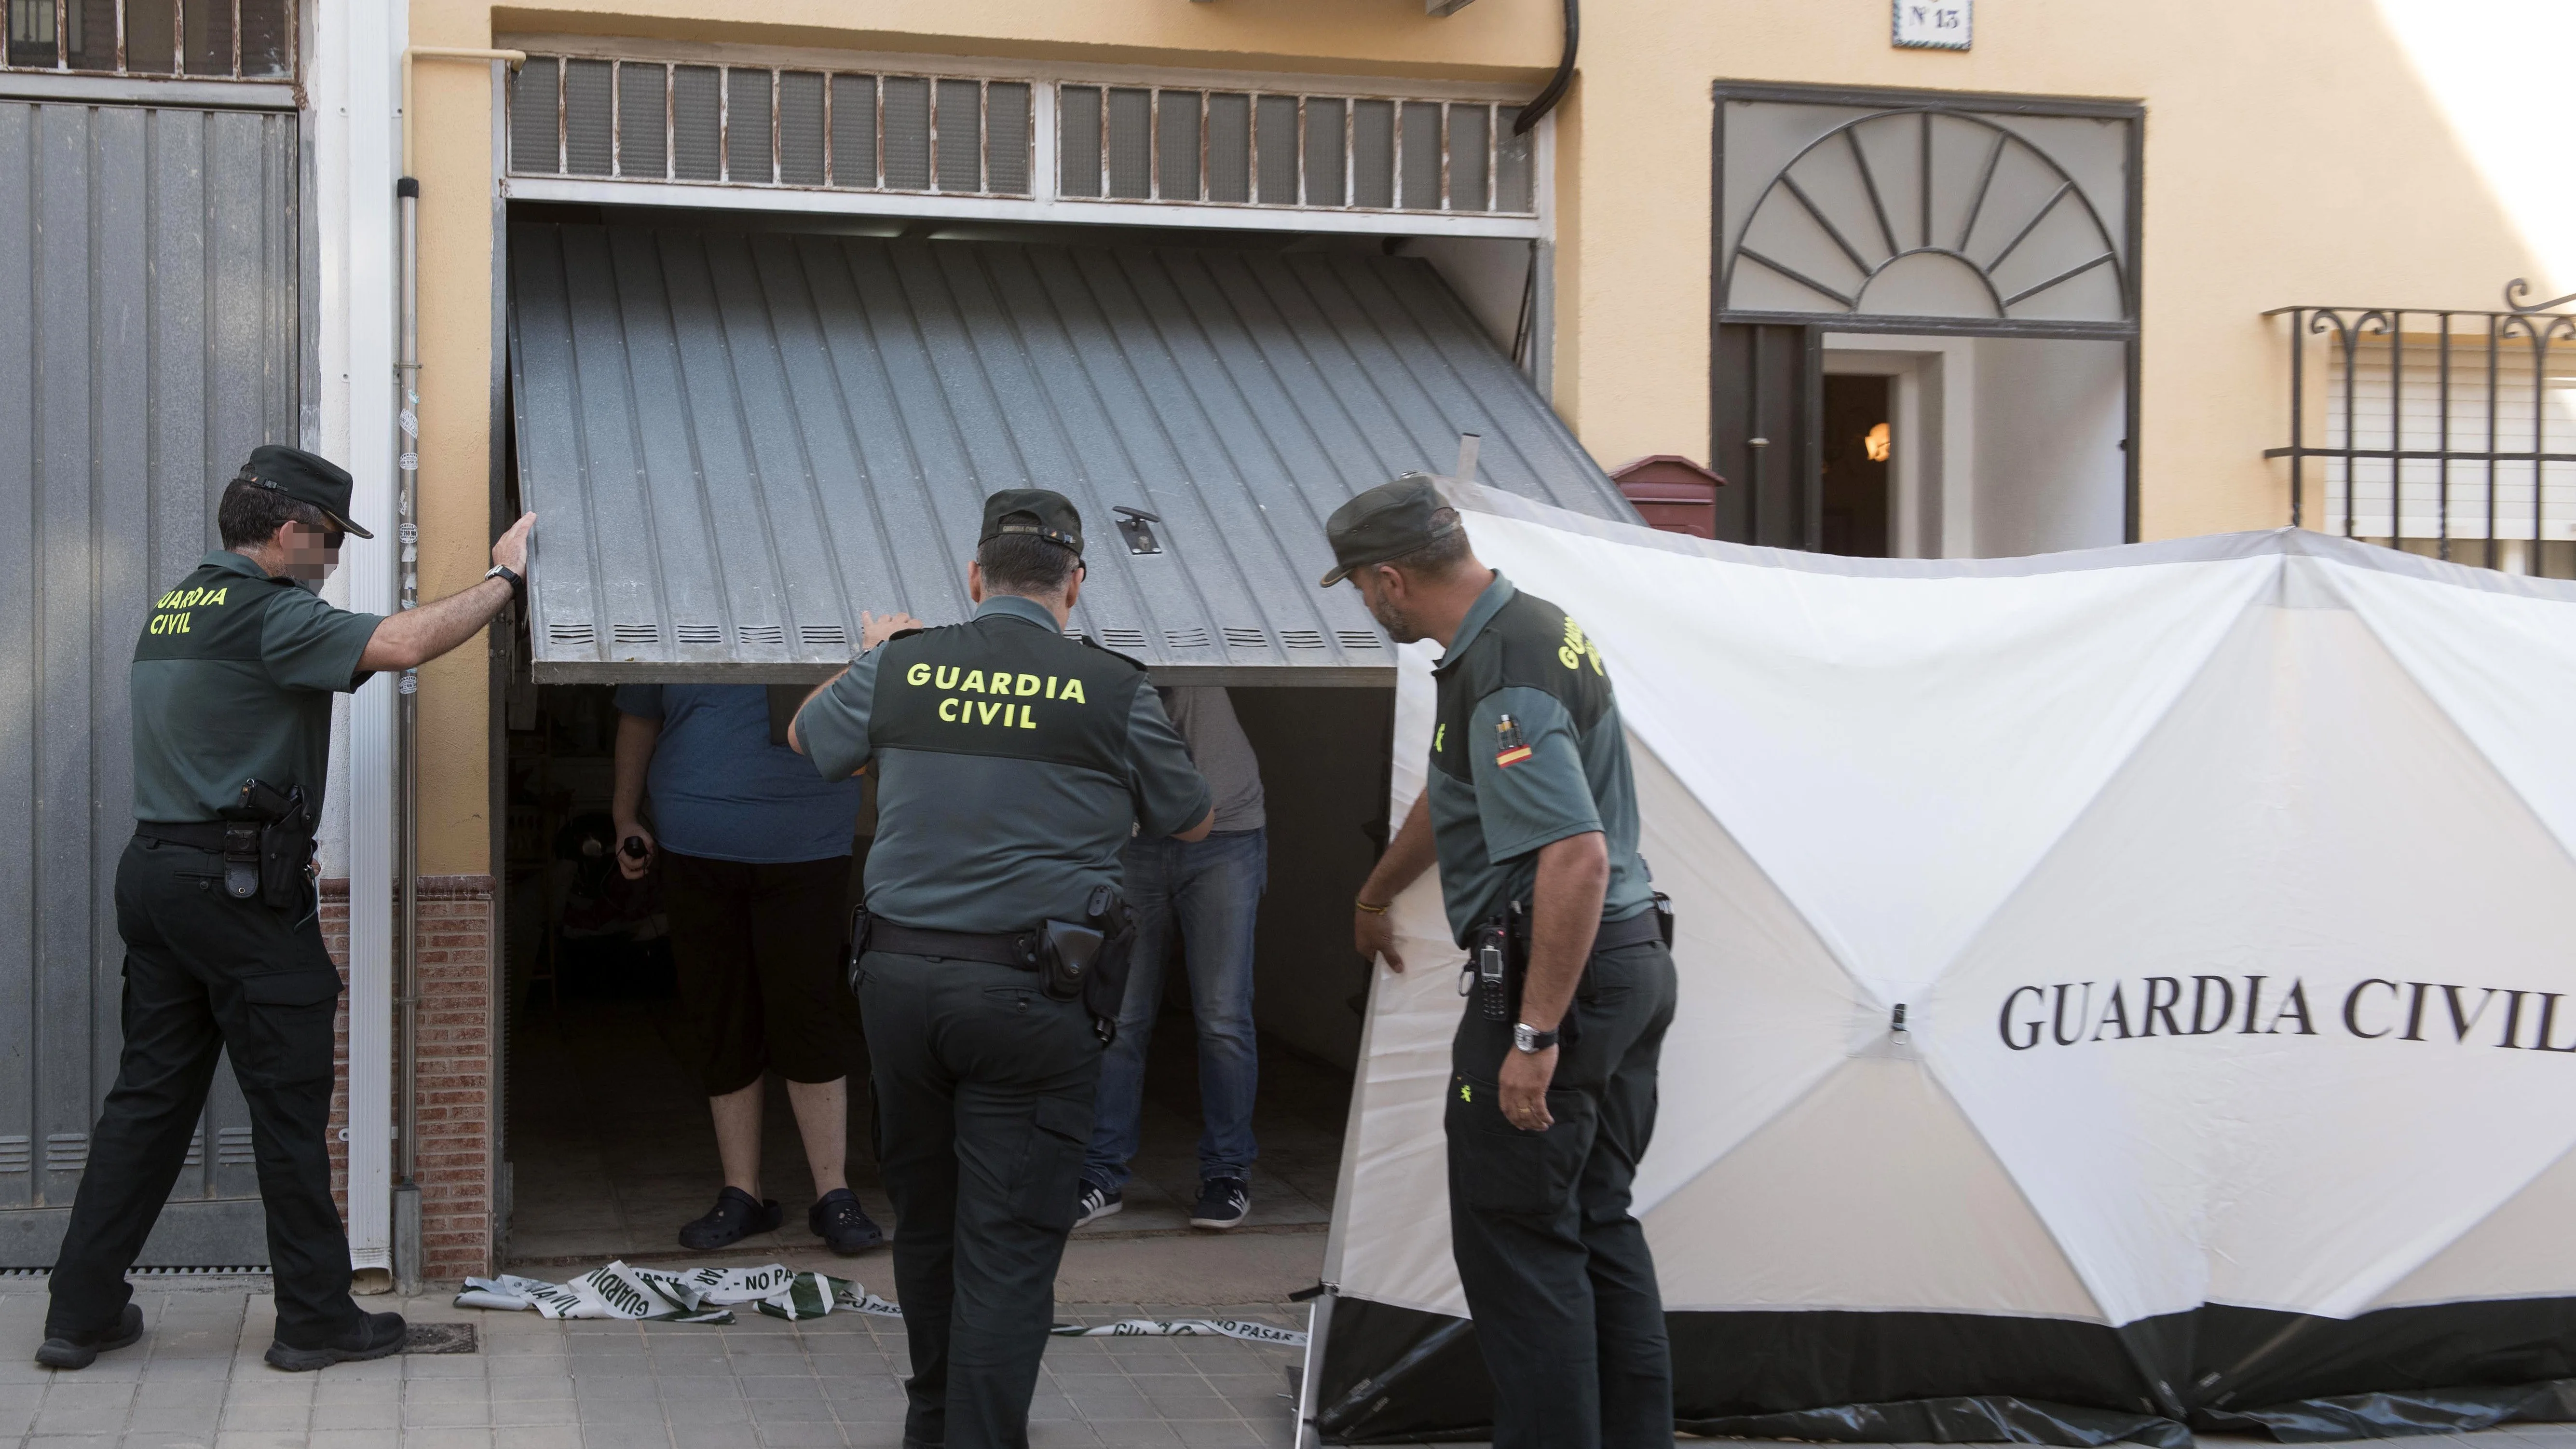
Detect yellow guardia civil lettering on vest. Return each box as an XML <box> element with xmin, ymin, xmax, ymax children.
<box><xmin>1558</xmin><ymin>615</ymin><xmax>1605</xmax><ymax>675</ymax></box>
<box><xmin>146</xmin><ymin>585</ymin><xmax>228</xmax><ymax>636</ymax></box>
<box><xmin>904</xmin><ymin>659</ymin><xmax>1086</xmax><ymax>730</ymax></box>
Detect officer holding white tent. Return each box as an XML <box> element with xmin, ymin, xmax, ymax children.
<box><xmin>1332</xmin><ymin>475</ymin><xmax>1680</xmax><ymax>1449</ymax></box>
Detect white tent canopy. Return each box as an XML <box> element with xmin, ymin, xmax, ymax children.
<box><xmin>1303</xmin><ymin>487</ymin><xmax>2576</xmax><ymax>1445</ymax></box>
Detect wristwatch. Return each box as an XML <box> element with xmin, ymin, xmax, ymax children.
<box><xmin>484</xmin><ymin>563</ymin><xmax>524</xmax><ymax>594</ymax></box>
<box><xmin>1512</xmin><ymin>1023</ymin><xmax>1559</xmax><ymax>1053</ymax></box>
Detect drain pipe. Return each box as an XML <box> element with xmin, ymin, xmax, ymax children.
<box><xmin>392</xmin><ymin>171</ymin><xmax>423</xmax><ymax>1296</ymax></box>
<box><xmin>1513</xmin><ymin>0</ymin><xmax>1578</xmax><ymax>135</ymax></box>
<box><xmin>391</xmin><ymin>45</ymin><xmax>524</xmax><ymax>1298</ymax></box>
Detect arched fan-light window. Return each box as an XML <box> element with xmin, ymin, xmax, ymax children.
<box><xmin>1730</xmin><ymin>110</ymin><xmax>2126</xmax><ymax>325</ymax></box>
<box><xmin>1709</xmin><ymin>84</ymin><xmax>2144</xmax><ymax>555</ymax></box>
<box><xmin>1716</xmin><ymin>86</ymin><xmax>2140</xmax><ymax>335</ymax></box>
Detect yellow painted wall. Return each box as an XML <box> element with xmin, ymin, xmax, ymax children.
<box><xmin>403</xmin><ymin>0</ymin><xmax>2553</xmax><ymax>871</ymax></box>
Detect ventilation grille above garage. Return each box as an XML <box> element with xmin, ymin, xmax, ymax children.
<box><xmin>1056</xmin><ymin>86</ymin><xmax>1533</xmax><ymax>216</ymax></box>
<box><xmin>510</xmin><ymin>57</ymin><xmax>1034</xmax><ymax>195</ymax></box>
<box><xmin>504</xmin><ymin>54</ymin><xmax>1541</xmax><ymax>232</ymax></box>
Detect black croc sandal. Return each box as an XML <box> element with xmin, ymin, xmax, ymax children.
<box><xmin>680</xmin><ymin>1185</ymin><xmax>784</xmax><ymax>1250</ymax></box>
<box><xmin>808</xmin><ymin>1188</ymin><xmax>885</xmax><ymax>1256</ymax></box>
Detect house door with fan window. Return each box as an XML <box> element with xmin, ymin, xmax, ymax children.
<box><xmin>1711</xmin><ymin>82</ymin><xmax>2141</xmax><ymax>559</ymax></box>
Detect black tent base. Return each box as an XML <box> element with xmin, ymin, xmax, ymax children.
<box><xmin>1310</xmin><ymin>1294</ymin><xmax>2576</xmax><ymax>1445</ymax></box>
<box><xmin>2201</xmin><ymin>1379</ymin><xmax>2576</xmax><ymax>1441</ymax></box>
<box><xmin>1681</xmin><ymin>1396</ymin><xmax>2191</xmax><ymax>1448</ymax></box>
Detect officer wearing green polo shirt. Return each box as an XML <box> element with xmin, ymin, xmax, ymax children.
<box><xmin>1334</xmin><ymin>476</ymin><xmax>1679</xmax><ymax>1449</ymax></box>
<box><xmin>40</xmin><ymin>446</ymin><xmax>534</xmax><ymax>1375</ymax></box>
<box><xmin>791</xmin><ymin>488</ymin><xmax>1212</xmax><ymax>1449</ymax></box>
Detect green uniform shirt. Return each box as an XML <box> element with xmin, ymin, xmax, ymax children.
<box><xmin>130</xmin><ymin>550</ymin><xmax>382</xmax><ymax>823</ymax></box>
<box><xmin>795</xmin><ymin>594</ymin><xmax>1212</xmax><ymax>933</ymax></box>
<box><xmin>1426</xmin><ymin>572</ymin><xmax>1655</xmax><ymax>945</ymax></box>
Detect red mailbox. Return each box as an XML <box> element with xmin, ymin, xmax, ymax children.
<box><xmin>1610</xmin><ymin>454</ymin><xmax>1725</xmax><ymax>539</ymax></box>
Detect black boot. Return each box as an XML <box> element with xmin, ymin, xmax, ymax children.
<box><xmin>265</xmin><ymin>1310</ymin><xmax>406</xmax><ymax>1372</ymax></box>
<box><xmin>34</xmin><ymin>1303</ymin><xmax>143</xmax><ymax>1370</ymax></box>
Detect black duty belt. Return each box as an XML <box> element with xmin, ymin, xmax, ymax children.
<box><xmin>1591</xmin><ymin>908</ymin><xmax>1666</xmax><ymax>956</ymax></box>
<box><xmin>135</xmin><ymin>821</ymin><xmax>227</xmax><ymax>851</ymax></box>
<box><xmin>863</xmin><ymin>920</ymin><xmax>1043</xmax><ymax>971</ymax></box>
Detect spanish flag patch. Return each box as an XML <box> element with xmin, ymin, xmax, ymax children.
<box><xmin>1495</xmin><ymin>713</ymin><xmax>1532</xmax><ymax>767</ymax></box>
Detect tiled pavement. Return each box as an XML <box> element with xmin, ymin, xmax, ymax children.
<box><xmin>0</xmin><ymin>1283</ymin><xmax>1311</xmax><ymax>1448</ymax></box>
<box><xmin>22</xmin><ymin>1285</ymin><xmax>2576</xmax><ymax>1449</ymax></box>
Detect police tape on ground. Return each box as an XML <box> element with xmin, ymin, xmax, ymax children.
<box><xmin>453</xmin><ymin>1262</ymin><xmax>893</xmax><ymax>1325</ymax></box>
<box><xmin>454</xmin><ymin>1261</ymin><xmax>1307</xmax><ymax>1345</ymax></box>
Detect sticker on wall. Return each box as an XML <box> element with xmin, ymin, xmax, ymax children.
<box><xmin>1894</xmin><ymin>0</ymin><xmax>1972</xmax><ymax>50</ymax></box>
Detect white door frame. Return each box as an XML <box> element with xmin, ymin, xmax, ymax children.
<box><xmin>1823</xmin><ymin>336</ymin><xmax>1978</xmax><ymax>560</ymax></box>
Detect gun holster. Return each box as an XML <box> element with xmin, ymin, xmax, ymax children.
<box><xmin>218</xmin><ymin>779</ymin><xmax>315</xmax><ymax>910</ymax></box>
<box><xmin>1038</xmin><ymin>886</ymin><xmax>1136</xmax><ymax>1046</ymax></box>
<box><xmin>846</xmin><ymin>905</ymin><xmax>873</xmax><ymax>998</ymax></box>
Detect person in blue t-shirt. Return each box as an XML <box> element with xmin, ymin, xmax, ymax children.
<box><xmin>611</xmin><ymin>682</ymin><xmax>885</xmax><ymax>1256</ymax></box>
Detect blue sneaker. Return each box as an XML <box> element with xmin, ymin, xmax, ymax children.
<box><xmin>1075</xmin><ymin>1180</ymin><xmax>1122</xmax><ymax>1228</ymax></box>
<box><xmin>1189</xmin><ymin>1176</ymin><xmax>1250</xmax><ymax>1230</ymax></box>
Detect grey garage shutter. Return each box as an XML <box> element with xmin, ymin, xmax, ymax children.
<box><xmin>507</xmin><ymin>226</ymin><xmax>1634</xmax><ymax>683</ymax></box>
<box><xmin>0</xmin><ymin>96</ymin><xmax>301</xmax><ymax>1267</ymax></box>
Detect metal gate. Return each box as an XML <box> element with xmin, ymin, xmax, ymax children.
<box><xmin>0</xmin><ymin>94</ymin><xmax>300</xmax><ymax>1267</ymax></box>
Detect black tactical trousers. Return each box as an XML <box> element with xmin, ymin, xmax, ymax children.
<box><xmin>857</xmin><ymin>950</ymin><xmax>1103</xmax><ymax>1449</ymax></box>
<box><xmin>1445</xmin><ymin>938</ymin><xmax>1680</xmax><ymax>1449</ymax></box>
<box><xmin>48</xmin><ymin>838</ymin><xmax>363</xmax><ymax>1347</ymax></box>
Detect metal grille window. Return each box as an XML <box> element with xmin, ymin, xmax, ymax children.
<box><xmin>1056</xmin><ymin>84</ymin><xmax>1535</xmax><ymax>215</ymax></box>
<box><xmin>2270</xmin><ymin>291</ymin><xmax>2576</xmax><ymax>574</ymax></box>
<box><xmin>4</xmin><ymin>0</ymin><xmax>290</xmax><ymax>77</ymax></box>
<box><xmin>508</xmin><ymin>56</ymin><xmax>1035</xmax><ymax>196</ymax></box>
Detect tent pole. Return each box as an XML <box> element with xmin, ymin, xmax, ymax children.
<box><xmin>1293</xmin><ymin>1290</ymin><xmax>1334</xmax><ymax>1449</ymax></box>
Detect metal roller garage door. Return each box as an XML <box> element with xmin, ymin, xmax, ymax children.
<box><xmin>0</xmin><ymin>94</ymin><xmax>300</xmax><ymax>1267</ymax></box>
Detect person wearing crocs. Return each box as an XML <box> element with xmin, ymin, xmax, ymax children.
<box><xmin>791</xmin><ymin>489</ymin><xmax>1213</xmax><ymax>1449</ymax></box>
<box><xmin>41</xmin><ymin>447</ymin><xmax>532</xmax><ymax>1372</ymax></box>
<box><xmin>611</xmin><ymin>682</ymin><xmax>888</xmax><ymax>1257</ymax></box>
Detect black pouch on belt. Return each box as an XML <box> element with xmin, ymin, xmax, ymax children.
<box><xmin>1464</xmin><ymin>916</ymin><xmax>1511</xmax><ymax>1023</ymax></box>
<box><xmin>220</xmin><ymin>778</ymin><xmax>314</xmax><ymax>909</ymax></box>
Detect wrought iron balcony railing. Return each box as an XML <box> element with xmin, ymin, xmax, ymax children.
<box><xmin>2268</xmin><ymin>283</ymin><xmax>2576</xmax><ymax>576</ymax></box>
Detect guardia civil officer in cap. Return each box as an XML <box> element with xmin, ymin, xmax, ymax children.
<box><xmin>1333</xmin><ymin>476</ymin><xmax>1678</xmax><ymax>1449</ymax></box>
<box><xmin>39</xmin><ymin>447</ymin><xmax>535</xmax><ymax>1373</ymax></box>
<box><xmin>791</xmin><ymin>489</ymin><xmax>1212</xmax><ymax>1449</ymax></box>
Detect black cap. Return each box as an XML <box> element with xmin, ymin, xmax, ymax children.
<box><xmin>980</xmin><ymin>489</ymin><xmax>1083</xmax><ymax>557</ymax></box>
<box><xmin>1319</xmin><ymin>474</ymin><xmax>1458</xmax><ymax>587</ymax></box>
<box><xmin>236</xmin><ymin>445</ymin><xmax>373</xmax><ymax>540</ymax></box>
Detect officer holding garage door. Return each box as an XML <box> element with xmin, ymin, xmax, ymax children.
<box><xmin>791</xmin><ymin>489</ymin><xmax>1212</xmax><ymax>1449</ymax></box>
<box><xmin>1330</xmin><ymin>476</ymin><xmax>1679</xmax><ymax>1449</ymax></box>
<box><xmin>43</xmin><ymin>447</ymin><xmax>533</xmax><ymax>1375</ymax></box>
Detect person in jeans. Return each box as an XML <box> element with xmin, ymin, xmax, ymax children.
<box><xmin>613</xmin><ymin>683</ymin><xmax>885</xmax><ymax>1255</ymax></box>
<box><xmin>1077</xmin><ymin>686</ymin><xmax>1268</xmax><ymax>1230</ymax></box>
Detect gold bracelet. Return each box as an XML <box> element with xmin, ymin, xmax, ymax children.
<box><xmin>1354</xmin><ymin>898</ymin><xmax>1390</xmax><ymax>915</ymax></box>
